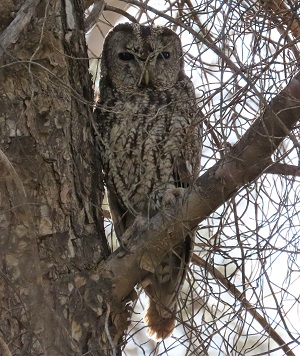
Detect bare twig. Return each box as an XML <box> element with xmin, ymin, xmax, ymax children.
<box><xmin>119</xmin><ymin>0</ymin><xmax>283</xmax><ymax>115</ymax></box>
<box><xmin>0</xmin><ymin>0</ymin><xmax>41</xmax><ymax>57</ymax></box>
<box><xmin>259</xmin><ymin>0</ymin><xmax>300</xmax><ymax>39</ymax></box>
<box><xmin>183</xmin><ymin>0</ymin><xmax>215</xmax><ymax>43</ymax></box>
<box><xmin>105</xmin><ymin>302</ymin><xmax>117</xmax><ymax>356</ymax></box>
<box><xmin>84</xmin><ymin>0</ymin><xmax>95</xmax><ymax>10</ymax></box>
<box><xmin>191</xmin><ymin>254</ymin><xmax>296</xmax><ymax>356</ymax></box>
<box><xmin>104</xmin><ymin>4</ymin><xmax>138</xmax><ymax>24</ymax></box>
<box><xmin>97</xmin><ymin>71</ymin><xmax>300</xmax><ymax>345</ymax></box>
<box><xmin>85</xmin><ymin>0</ymin><xmax>105</xmax><ymax>32</ymax></box>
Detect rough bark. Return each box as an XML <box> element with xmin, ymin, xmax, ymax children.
<box><xmin>0</xmin><ymin>1</ymin><xmax>108</xmax><ymax>355</ymax></box>
<box><xmin>0</xmin><ymin>1</ymin><xmax>300</xmax><ymax>356</ymax></box>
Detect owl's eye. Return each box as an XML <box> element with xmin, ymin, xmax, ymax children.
<box><xmin>118</xmin><ymin>52</ymin><xmax>135</xmax><ymax>61</ymax></box>
<box><xmin>159</xmin><ymin>52</ymin><xmax>171</xmax><ymax>60</ymax></box>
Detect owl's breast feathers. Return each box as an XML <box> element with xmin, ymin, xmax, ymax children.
<box><xmin>97</xmin><ymin>76</ymin><xmax>200</xmax><ymax>216</ymax></box>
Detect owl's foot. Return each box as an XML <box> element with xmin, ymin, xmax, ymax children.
<box><xmin>121</xmin><ymin>215</ymin><xmax>147</xmax><ymax>247</ymax></box>
<box><xmin>161</xmin><ymin>187</ymin><xmax>186</xmax><ymax>210</ymax></box>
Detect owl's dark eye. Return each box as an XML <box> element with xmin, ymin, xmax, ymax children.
<box><xmin>118</xmin><ymin>52</ymin><xmax>135</xmax><ymax>61</ymax></box>
<box><xmin>159</xmin><ymin>51</ymin><xmax>171</xmax><ymax>60</ymax></box>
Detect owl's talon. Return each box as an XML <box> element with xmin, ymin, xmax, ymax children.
<box><xmin>116</xmin><ymin>247</ymin><xmax>127</xmax><ymax>257</ymax></box>
<box><xmin>162</xmin><ymin>187</ymin><xmax>186</xmax><ymax>208</ymax></box>
<box><xmin>121</xmin><ymin>215</ymin><xmax>147</xmax><ymax>247</ymax></box>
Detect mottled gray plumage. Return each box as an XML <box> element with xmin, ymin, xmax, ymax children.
<box><xmin>95</xmin><ymin>23</ymin><xmax>201</xmax><ymax>339</ymax></box>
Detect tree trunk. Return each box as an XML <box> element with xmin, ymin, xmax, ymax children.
<box><xmin>0</xmin><ymin>1</ymin><xmax>110</xmax><ymax>354</ymax></box>
<box><xmin>1</xmin><ymin>2</ymin><xmax>300</xmax><ymax>356</ymax></box>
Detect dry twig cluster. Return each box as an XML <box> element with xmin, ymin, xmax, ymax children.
<box><xmin>89</xmin><ymin>1</ymin><xmax>300</xmax><ymax>355</ymax></box>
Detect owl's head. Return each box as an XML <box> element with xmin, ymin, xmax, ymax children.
<box><xmin>100</xmin><ymin>23</ymin><xmax>186</xmax><ymax>92</ymax></box>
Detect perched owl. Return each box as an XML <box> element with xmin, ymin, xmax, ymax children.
<box><xmin>95</xmin><ymin>23</ymin><xmax>201</xmax><ymax>340</ymax></box>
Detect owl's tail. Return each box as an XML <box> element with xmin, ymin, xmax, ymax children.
<box><xmin>143</xmin><ymin>236</ymin><xmax>192</xmax><ymax>340</ymax></box>
<box><xmin>144</xmin><ymin>292</ymin><xmax>177</xmax><ymax>340</ymax></box>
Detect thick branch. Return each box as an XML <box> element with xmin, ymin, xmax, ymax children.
<box><xmin>101</xmin><ymin>72</ymin><xmax>300</xmax><ymax>299</ymax></box>
<box><xmin>265</xmin><ymin>163</ymin><xmax>300</xmax><ymax>176</ymax></box>
<box><xmin>96</xmin><ymin>73</ymin><xmax>300</xmax><ymax>347</ymax></box>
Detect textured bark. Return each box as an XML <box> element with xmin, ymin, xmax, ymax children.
<box><xmin>0</xmin><ymin>1</ymin><xmax>109</xmax><ymax>355</ymax></box>
<box><xmin>1</xmin><ymin>1</ymin><xmax>300</xmax><ymax>356</ymax></box>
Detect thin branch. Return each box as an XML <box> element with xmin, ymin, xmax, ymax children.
<box><xmin>0</xmin><ymin>0</ymin><xmax>41</xmax><ymax>57</ymax></box>
<box><xmin>84</xmin><ymin>0</ymin><xmax>95</xmax><ymax>10</ymax></box>
<box><xmin>259</xmin><ymin>0</ymin><xmax>300</xmax><ymax>40</ymax></box>
<box><xmin>191</xmin><ymin>254</ymin><xmax>296</xmax><ymax>356</ymax></box>
<box><xmin>119</xmin><ymin>0</ymin><xmax>285</xmax><ymax>115</ymax></box>
<box><xmin>85</xmin><ymin>0</ymin><xmax>105</xmax><ymax>32</ymax></box>
<box><xmin>265</xmin><ymin>162</ymin><xmax>300</xmax><ymax>176</ymax></box>
<box><xmin>96</xmin><ymin>71</ymin><xmax>300</xmax><ymax>342</ymax></box>
<box><xmin>183</xmin><ymin>0</ymin><xmax>215</xmax><ymax>43</ymax></box>
<box><xmin>119</xmin><ymin>0</ymin><xmax>244</xmax><ymax>77</ymax></box>
<box><xmin>105</xmin><ymin>302</ymin><xmax>117</xmax><ymax>356</ymax></box>
<box><xmin>103</xmin><ymin>4</ymin><xmax>138</xmax><ymax>24</ymax></box>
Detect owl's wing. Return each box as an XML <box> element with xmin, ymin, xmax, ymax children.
<box><xmin>107</xmin><ymin>188</ymin><xmax>136</xmax><ymax>244</ymax></box>
<box><xmin>107</xmin><ymin>189</ymin><xmax>127</xmax><ymax>238</ymax></box>
<box><xmin>98</xmin><ymin>112</ymin><xmax>135</xmax><ymax>242</ymax></box>
<box><xmin>174</xmin><ymin>156</ymin><xmax>195</xmax><ymax>187</ymax></box>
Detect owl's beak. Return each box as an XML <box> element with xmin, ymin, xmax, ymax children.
<box><xmin>143</xmin><ymin>69</ymin><xmax>150</xmax><ymax>86</ymax></box>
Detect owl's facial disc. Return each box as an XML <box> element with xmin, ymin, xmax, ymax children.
<box><xmin>103</xmin><ymin>24</ymin><xmax>184</xmax><ymax>91</ymax></box>
<box><xmin>115</xmin><ymin>51</ymin><xmax>156</xmax><ymax>87</ymax></box>
<box><xmin>117</xmin><ymin>47</ymin><xmax>174</xmax><ymax>88</ymax></box>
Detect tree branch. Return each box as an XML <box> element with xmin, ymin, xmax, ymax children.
<box><xmin>191</xmin><ymin>254</ymin><xmax>296</xmax><ymax>356</ymax></box>
<box><xmin>0</xmin><ymin>0</ymin><xmax>41</xmax><ymax>57</ymax></box>
<box><xmin>265</xmin><ymin>162</ymin><xmax>300</xmax><ymax>176</ymax></box>
<box><xmin>95</xmin><ymin>71</ymin><xmax>300</xmax><ymax>345</ymax></box>
<box><xmin>84</xmin><ymin>0</ymin><xmax>105</xmax><ymax>32</ymax></box>
<box><xmin>103</xmin><ymin>4</ymin><xmax>138</xmax><ymax>25</ymax></box>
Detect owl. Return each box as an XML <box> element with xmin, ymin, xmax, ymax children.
<box><xmin>95</xmin><ymin>23</ymin><xmax>201</xmax><ymax>340</ymax></box>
